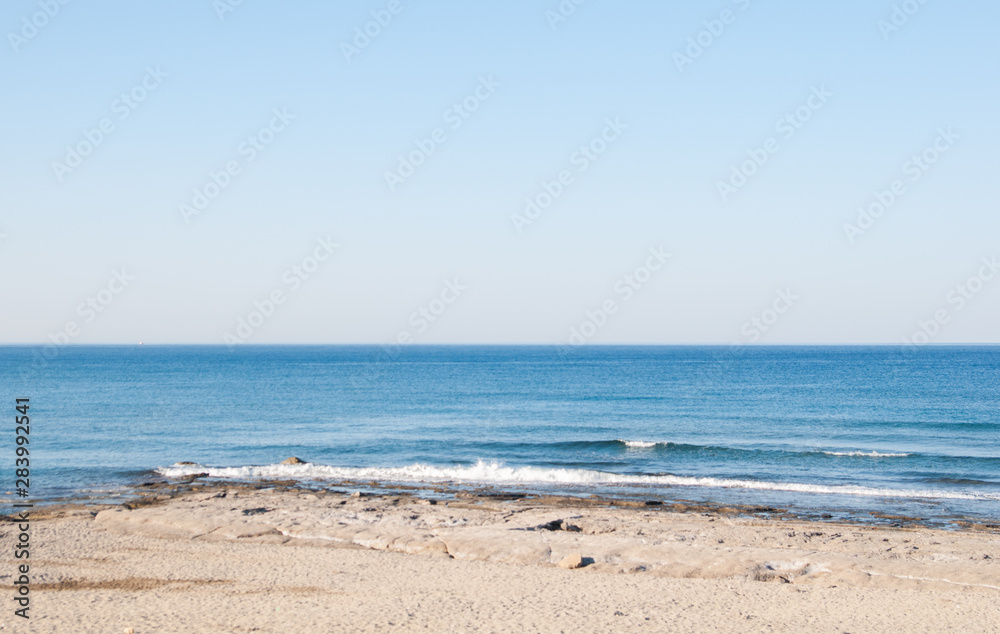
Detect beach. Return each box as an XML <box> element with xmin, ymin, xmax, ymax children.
<box><xmin>6</xmin><ymin>0</ymin><xmax>999</xmax><ymax>629</ymax></box>
<box><xmin>4</xmin><ymin>480</ymin><xmax>998</xmax><ymax>633</ymax></box>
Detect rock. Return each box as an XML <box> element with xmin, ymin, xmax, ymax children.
<box><xmin>280</xmin><ymin>457</ymin><xmax>306</xmax><ymax>465</ymax></box>
<box><xmin>176</xmin><ymin>461</ymin><xmax>198</xmax><ymax>465</ymax></box>
<box><xmin>95</xmin><ymin>508</ymin><xmax>223</xmax><ymax>540</ymax></box>
<box><xmin>389</xmin><ymin>533</ymin><xmax>450</xmax><ymax>556</ymax></box>
<box><xmin>557</xmin><ymin>553</ymin><xmax>585</xmax><ymax>569</ymax></box>
<box><xmin>351</xmin><ymin>529</ymin><xmax>399</xmax><ymax>551</ymax></box>
<box><xmin>537</xmin><ymin>519</ymin><xmax>581</xmax><ymax>532</ymax></box>
<box><xmin>203</xmin><ymin>523</ymin><xmax>282</xmax><ymax>540</ymax></box>
<box><xmin>350</xmin><ymin>491</ymin><xmax>362</xmax><ymax>498</ymax></box>
<box><xmin>442</xmin><ymin>530</ymin><xmax>552</xmax><ymax>565</ymax></box>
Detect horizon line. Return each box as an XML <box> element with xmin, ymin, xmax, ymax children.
<box><xmin>2</xmin><ymin>343</ymin><xmax>999</xmax><ymax>348</ymax></box>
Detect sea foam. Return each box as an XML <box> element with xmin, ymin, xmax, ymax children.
<box><xmin>821</xmin><ymin>450</ymin><xmax>911</xmax><ymax>458</ymax></box>
<box><xmin>619</xmin><ymin>440</ymin><xmax>659</xmax><ymax>448</ymax></box>
<box><xmin>157</xmin><ymin>459</ymin><xmax>998</xmax><ymax>502</ymax></box>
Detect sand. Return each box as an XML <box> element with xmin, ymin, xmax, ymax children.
<box><xmin>2</xmin><ymin>483</ymin><xmax>998</xmax><ymax>633</ymax></box>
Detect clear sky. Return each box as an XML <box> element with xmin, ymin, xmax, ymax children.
<box><xmin>1</xmin><ymin>0</ymin><xmax>998</xmax><ymax>345</ymax></box>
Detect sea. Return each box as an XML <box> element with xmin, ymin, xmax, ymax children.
<box><xmin>3</xmin><ymin>345</ymin><xmax>999</xmax><ymax>527</ymax></box>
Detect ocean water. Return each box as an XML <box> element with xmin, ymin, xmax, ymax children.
<box><xmin>3</xmin><ymin>345</ymin><xmax>999</xmax><ymax>526</ymax></box>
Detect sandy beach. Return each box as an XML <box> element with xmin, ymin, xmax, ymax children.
<box><xmin>3</xmin><ymin>480</ymin><xmax>998</xmax><ymax>633</ymax></box>
<box><xmin>5</xmin><ymin>0</ymin><xmax>999</xmax><ymax>630</ymax></box>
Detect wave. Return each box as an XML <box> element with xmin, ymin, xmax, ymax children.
<box><xmin>619</xmin><ymin>440</ymin><xmax>659</xmax><ymax>448</ymax></box>
<box><xmin>821</xmin><ymin>450</ymin><xmax>910</xmax><ymax>458</ymax></box>
<box><xmin>613</xmin><ymin>439</ymin><xmax>911</xmax><ymax>458</ymax></box>
<box><xmin>157</xmin><ymin>459</ymin><xmax>1000</xmax><ymax>502</ymax></box>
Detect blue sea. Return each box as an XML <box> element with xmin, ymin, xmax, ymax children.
<box><xmin>3</xmin><ymin>345</ymin><xmax>999</xmax><ymax>526</ymax></box>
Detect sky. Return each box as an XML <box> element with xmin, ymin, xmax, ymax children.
<box><xmin>1</xmin><ymin>0</ymin><xmax>998</xmax><ymax>345</ymax></box>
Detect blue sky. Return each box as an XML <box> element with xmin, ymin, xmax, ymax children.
<box><xmin>1</xmin><ymin>0</ymin><xmax>998</xmax><ymax>344</ymax></box>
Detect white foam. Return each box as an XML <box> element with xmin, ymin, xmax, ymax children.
<box><xmin>614</xmin><ymin>441</ymin><xmax>912</xmax><ymax>457</ymax></box>
<box><xmin>156</xmin><ymin>460</ymin><xmax>999</xmax><ymax>502</ymax></box>
<box><xmin>620</xmin><ymin>440</ymin><xmax>658</xmax><ymax>448</ymax></box>
<box><xmin>822</xmin><ymin>451</ymin><xmax>910</xmax><ymax>458</ymax></box>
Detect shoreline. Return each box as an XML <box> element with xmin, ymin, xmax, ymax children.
<box><xmin>26</xmin><ymin>472</ymin><xmax>1000</xmax><ymax>533</ymax></box>
<box><xmin>3</xmin><ymin>478</ymin><xmax>999</xmax><ymax>632</ymax></box>
<box><xmin>20</xmin><ymin>476</ymin><xmax>1000</xmax><ymax>574</ymax></box>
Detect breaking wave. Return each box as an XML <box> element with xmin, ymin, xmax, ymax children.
<box><xmin>157</xmin><ymin>459</ymin><xmax>998</xmax><ymax>502</ymax></box>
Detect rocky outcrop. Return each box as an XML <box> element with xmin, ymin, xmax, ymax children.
<box><xmin>90</xmin><ymin>487</ymin><xmax>1000</xmax><ymax>591</ymax></box>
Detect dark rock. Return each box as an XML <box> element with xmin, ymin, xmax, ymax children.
<box><xmin>537</xmin><ymin>519</ymin><xmax>582</xmax><ymax>532</ymax></box>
